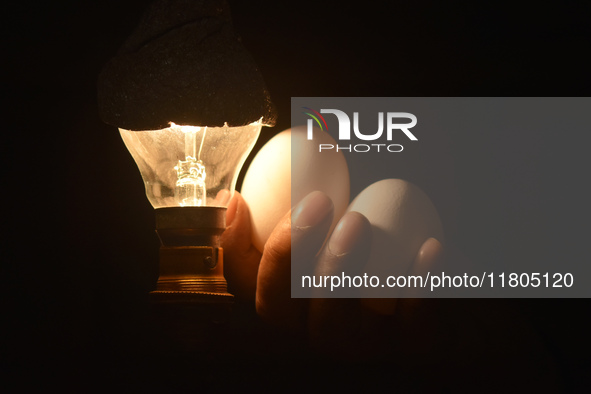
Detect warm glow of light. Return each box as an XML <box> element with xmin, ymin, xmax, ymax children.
<box><xmin>119</xmin><ymin>121</ymin><xmax>262</xmax><ymax>208</ymax></box>
<box><xmin>170</xmin><ymin>122</ymin><xmax>208</xmax><ymax>206</ymax></box>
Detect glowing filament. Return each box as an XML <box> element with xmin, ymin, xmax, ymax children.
<box><xmin>173</xmin><ymin>124</ymin><xmax>207</xmax><ymax>206</ymax></box>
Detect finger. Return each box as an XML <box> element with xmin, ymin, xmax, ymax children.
<box><xmin>307</xmin><ymin>212</ymin><xmax>375</xmax><ymax>356</ymax></box>
<box><xmin>397</xmin><ymin>237</ymin><xmax>444</xmax><ymax>311</ymax></box>
<box><xmin>221</xmin><ymin>192</ymin><xmax>262</xmax><ymax>300</ymax></box>
<box><xmin>397</xmin><ymin>237</ymin><xmax>443</xmax><ymax>324</ymax></box>
<box><xmin>332</xmin><ymin>238</ymin><xmax>443</xmax><ymax>360</ymax></box>
<box><xmin>309</xmin><ymin>211</ymin><xmax>373</xmax><ymax>295</ymax></box>
<box><xmin>256</xmin><ymin>191</ymin><xmax>334</xmax><ymax>330</ymax></box>
<box><xmin>403</xmin><ymin>237</ymin><xmax>444</xmax><ymax>300</ymax></box>
<box><xmin>361</xmin><ymin>237</ymin><xmax>444</xmax><ymax>316</ymax></box>
<box><xmin>213</xmin><ymin>189</ymin><xmax>231</xmax><ymax>206</ymax></box>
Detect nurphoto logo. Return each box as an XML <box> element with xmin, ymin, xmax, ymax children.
<box><xmin>303</xmin><ymin>107</ymin><xmax>418</xmax><ymax>153</ymax></box>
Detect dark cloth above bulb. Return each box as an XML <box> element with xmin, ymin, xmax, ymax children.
<box><xmin>97</xmin><ymin>0</ymin><xmax>276</xmax><ymax>130</ymax></box>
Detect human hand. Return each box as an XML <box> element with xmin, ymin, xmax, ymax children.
<box><xmin>221</xmin><ymin>190</ymin><xmax>443</xmax><ymax>358</ymax></box>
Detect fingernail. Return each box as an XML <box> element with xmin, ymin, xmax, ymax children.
<box><xmin>328</xmin><ymin>211</ymin><xmax>371</xmax><ymax>256</ymax></box>
<box><xmin>292</xmin><ymin>191</ymin><xmax>334</xmax><ymax>228</ymax></box>
<box><xmin>226</xmin><ymin>193</ymin><xmax>240</xmax><ymax>226</ymax></box>
<box><xmin>415</xmin><ymin>237</ymin><xmax>443</xmax><ymax>267</ymax></box>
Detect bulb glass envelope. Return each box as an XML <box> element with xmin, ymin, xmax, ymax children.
<box><xmin>120</xmin><ymin>121</ymin><xmax>262</xmax><ymax>208</ymax></box>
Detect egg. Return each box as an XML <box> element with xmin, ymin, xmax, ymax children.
<box><xmin>347</xmin><ymin>179</ymin><xmax>443</xmax><ymax>295</ymax></box>
<box><xmin>241</xmin><ymin>126</ymin><xmax>350</xmax><ymax>252</ymax></box>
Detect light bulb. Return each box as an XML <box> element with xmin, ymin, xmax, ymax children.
<box><xmin>119</xmin><ymin>120</ymin><xmax>263</xmax><ymax>304</ymax></box>
<box><xmin>119</xmin><ymin>121</ymin><xmax>262</xmax><ymax>209</ymax></box>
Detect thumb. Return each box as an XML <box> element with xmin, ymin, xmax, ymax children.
<box><xmin>221</xmin><ymin>192</ymin><xmax>262</xmax><ymax>300</ymax></box>
<box><xmin>256</xmin><ymin>191</ymin><xmax>334</xmax><ymax>330</ymax></box>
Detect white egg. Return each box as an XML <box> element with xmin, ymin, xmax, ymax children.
<box><xmin>241</xmin><ymin>126</ymin><xmax>350</xmax><ymax>252</ymax></box>
<box><xmin>347</xmin><ymin>179</ymin><xmax>443</xmax><ymax>288</ymax></box>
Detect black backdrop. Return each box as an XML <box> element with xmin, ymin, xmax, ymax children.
<box><xmin>3</xmin><ymin>0</ymin><xmax>590</xmax><ymax>391</ymax></box>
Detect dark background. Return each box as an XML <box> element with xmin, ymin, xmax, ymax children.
<box><xmin>3</xmin><ymin>0</ymin><xmax>590</xmax><ymax>391</ymax></box>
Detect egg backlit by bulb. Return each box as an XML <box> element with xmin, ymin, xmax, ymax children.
<box><xmin>241</xmin><ymin>126</ymin><xmax>350</xmax><ymax>252</ymax></box>
<box><xmin>347</xmin><ymin>178</ymin><xmax>444</xmax><ymax>286</ymax></box>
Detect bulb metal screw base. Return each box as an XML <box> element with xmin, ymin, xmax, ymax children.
<box><xmin>150</xmin><ymin>206</ymin><xmax>234</xmax><ymax>306</ymax></box>
<box><xmin>150</xmin><ymin>245</ymin><xmax>234</xmax><ymax>304</ymax></box>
